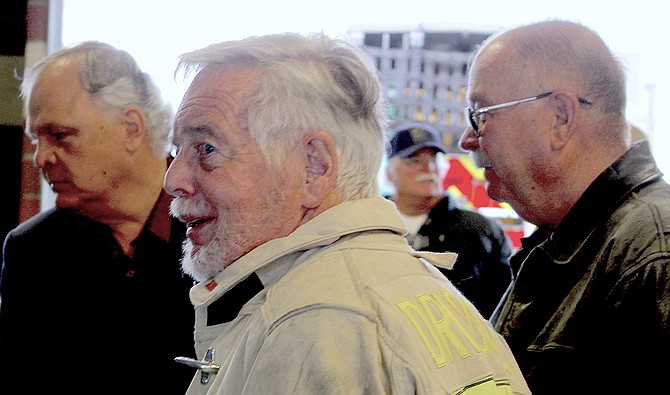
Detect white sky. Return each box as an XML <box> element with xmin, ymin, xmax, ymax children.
<box><xmin>61</xmin><ymin>0</ymin><xmax>668</xmax><ymax>176</ymax></box>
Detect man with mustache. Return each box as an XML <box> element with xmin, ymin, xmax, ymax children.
<box><xmin>0</xmin><ymin>41</ymin><xmax>195</xmax><ymax>394</ymax></box>
<box><xmin>385</xmin><ymin>122</ymin><xmax>514</xmax><ymax>318</ymax></box>
<box><xmin>165</xmin><ymin>32</ymin><xmax>531</xmax><ymax>394</ymax></box>
<box><xmin>459</xmin><ymin>19</ymin><xmax>670</xmax><ymax>394</ymax></box>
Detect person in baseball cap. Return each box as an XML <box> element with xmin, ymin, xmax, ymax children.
<box><xmin>388</xmin><ymin>121</ymin><xmax>447</xmax><ymax>158</ymax></box>
<box><xmin>385</xmin><ymin>120</ymin><xmax>513</xmax><ymax>318</ymax></box>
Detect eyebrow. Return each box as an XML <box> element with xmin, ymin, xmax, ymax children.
<box><xmin>172</xmin><ymin>124</ymin><xmax>216</xmax><ymax>144</ymax></box>
<box><xmin>29</xmin><ymin>122</ymin><xmax>78</xmax><ymax>137</ymax></box>
<box><xmin>466</xmin><ymin>93</ymin><xmax>487</xmax><ymax>108</ymax></box>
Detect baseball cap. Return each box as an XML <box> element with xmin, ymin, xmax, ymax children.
<box><xmin>388</xmin><ymin>122</ymin><xmax>447</xmax><ymax>158</ymax></box>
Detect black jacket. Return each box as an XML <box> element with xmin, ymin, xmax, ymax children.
<box><xmin>491</xmin><ymin>141</ymin><xmax>670</xmax><ymax>394</ymax></box>
<box><xmin>0</xmin><ymin>205</ymin><xmax>195</xmax><ymax>395</ymax></box>
<box><xmin>399</xmin><ymin>194</ymin><xmax>513</xmax><ymax>318</ymax></box>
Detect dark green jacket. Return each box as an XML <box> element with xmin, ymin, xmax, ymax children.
<box><xmin>491</xmin><ymin>140</ymin><xmax>670</xmax><ymax>394</ymax></box>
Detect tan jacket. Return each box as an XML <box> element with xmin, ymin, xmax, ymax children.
<box><xmin>185</xmin><ymin>197</ymin><xmax>531</xmax><ymax>394</ymax></box>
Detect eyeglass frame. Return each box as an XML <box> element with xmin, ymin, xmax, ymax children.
<box><xmin>465</xmin><ymin>91</ymin><xmax>593</xmax><ymax>135</ymax></box>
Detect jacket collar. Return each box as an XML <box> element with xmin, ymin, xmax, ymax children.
<box><xmin>189</xmin><ymin>196</ymin><xmax>409</xmax><ymax>307</ymax></box>
<box><xmin>542</xmin><ymin>140</ymin><xmax>663</xmax><ymax>263</ymax></box>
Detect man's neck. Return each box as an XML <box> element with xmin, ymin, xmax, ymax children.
<box><xmin>93</xmin><ymin>159</ymin><xmax>168</xmax><ymax>257</ymax></box>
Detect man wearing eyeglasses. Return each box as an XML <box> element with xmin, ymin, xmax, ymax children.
<box><xmin>459</xmin><ymin>19</ymin><xmax>670</xmax><ymax>394</ymax></box>
<box><xmin>385</xmin><ymin>122</ymin><xmax>513</xmax><ymax>318</ymax></box>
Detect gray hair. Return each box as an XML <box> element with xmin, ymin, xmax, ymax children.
<box><xmin>177</xmin><ymin>32</ymin><xmax>388</xmax><ymax>200</ymax></box>
<box><xmin>20</xmin><ymin>41</ymin><xmax>173</xmax><ymax>156</ymax></box>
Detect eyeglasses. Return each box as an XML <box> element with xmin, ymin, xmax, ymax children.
<box><xmin>465</xmin><ymin>91</ymin><xmax>593</xmax><ymax>135</ymax></box>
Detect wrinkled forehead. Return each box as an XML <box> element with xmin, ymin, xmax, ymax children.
<box><xmin>27</xmin><ymin>60</ymin><xmax>95</xmax><ymax>127</ymax></box>
<box><xmin>30</xmin><ymin>58</ymin><xmax>82</xmax><ymax>102</ymax></box>
<box><xmin>173</xmin><ymin>66</ymin><xmax>263</xmax><ymax>144</ymax></box>
<box><xmin>177</xmin><ymin>66</ymin><xmax>261</xmax><ymax>118</ymax></box>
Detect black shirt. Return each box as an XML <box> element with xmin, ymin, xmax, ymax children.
<box><xmin>0</xmin><ymin>194</ymin><xmax>195</xmax><ymax>395</ymax></box>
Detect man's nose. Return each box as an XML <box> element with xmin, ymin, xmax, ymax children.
<box><xmin>163</xmin><ymin>152</ymin><xmax>195</xmax><ymax>198</ymax></box>
<box><xmin>458</xmin><ymin>127</ymin><xmax>479</xmax><ymax>152</ymax></box>
<box><xmin>33</xmin><ymin>140</ymin><xmax>56</xmax><ymax>169</ymax></box>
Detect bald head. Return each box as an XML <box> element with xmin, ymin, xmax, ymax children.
<box><xmin>473</xmin><ymin>20</ymin><xmax>627</xmax><ymax>131</ymax></box>
<box><xmin>460</xmin><ymin>20</ymin><xmax>632</xmax><ymax>228</ymax></box>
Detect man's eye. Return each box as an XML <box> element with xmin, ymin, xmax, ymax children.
<box><xmin>52</xmin><ymin>132</ymin><xmax>67</xmax><ymax>141</ymax></box>
<box><xmin>45</xmin><ymin>127</ymin><xmax>76</xmax><ymax>143</ymax></box>
<box><xmin>196</xmin><ymin>143</ymin><xmax>216</xmax><ymax>156</ymax></box>
<box><xmin>192</xmin><ymin>142</ymin><xmax>221</xmax><ymax>171</ymax></box>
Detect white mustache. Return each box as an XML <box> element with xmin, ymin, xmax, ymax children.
<box><xmin>414</xmin><ymin>173</ymin><xmax>440</xmax><ymax>183</ymax></box>
<box><xmin>169</xmin><ymin>197</ymin><xmax>212</xmax><ymax>221</ymax></box>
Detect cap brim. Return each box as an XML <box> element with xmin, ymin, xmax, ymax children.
<box><xmin>394</xmin><ymin>142</ymin><xmax>446</xmax><ymax>158</ymax></box>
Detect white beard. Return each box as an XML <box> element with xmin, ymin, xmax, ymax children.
<box><xmin>179</xmin><ymin>236</ymin><xmax>226</xmax><ymax>282</ymax></box>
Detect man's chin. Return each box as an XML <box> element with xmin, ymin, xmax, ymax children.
<box><xmin>484</xmin><ymin>182</ymin><xmax>513</xmax><ymax>205</ymax></box>
<box><xmin>54</xmin><ymin>194</ymin><xmax>79</xmax><ymax>210</ymax></box>
<box><xmin>179</xmin><ymin>255</ymin><xmax>202</xmax><ymax>282</ymax></box>
<box><xmin>482</xmin><ymin>170</ymin><xmax>503</xmax><ymax>200</ymax></box>
<box><xmin>180</xmin><ymin>240</ymin><xmax>219</xmax><ymax>282</ymax></box>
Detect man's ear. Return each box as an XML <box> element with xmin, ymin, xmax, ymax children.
<box><xmin>122</xmin><ymin>106</ymin><xmax>146</xmax><ymax>153</ymax></box>
<box><xmin>302</xmin><ymin>130</ymin><xmax>337</xmax><ymax>209</ymax></box>
<box><xmin>385</xmin><ymin>157</ymin><xmax>397</xmax><ymax>184</ymax></box>
<box><xmin>551</xmin><ymin>92</ymin><xmax>578</xmax><ymax>150</ymax></box>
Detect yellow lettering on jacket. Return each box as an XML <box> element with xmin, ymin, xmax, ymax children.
<box><xmin>396</xmin><ymin>290</ymin><xmax>507</xmax><ymax>369</ymax></box>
